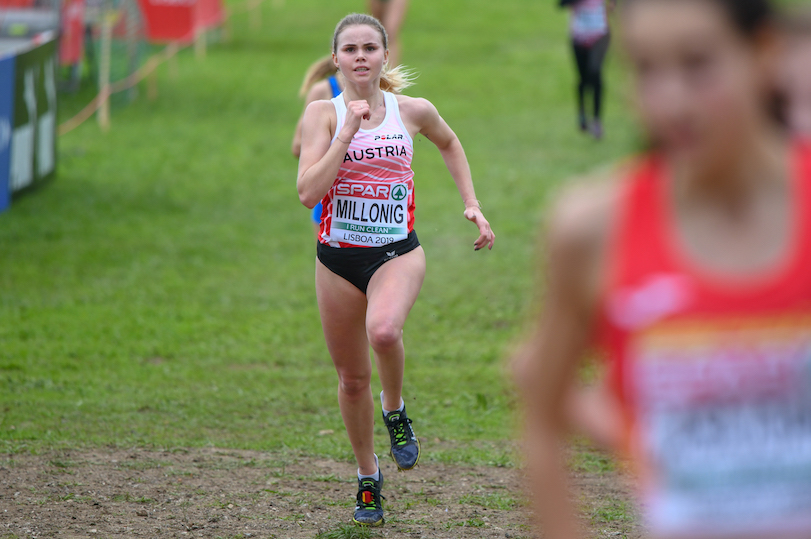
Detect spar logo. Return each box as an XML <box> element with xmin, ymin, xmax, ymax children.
<box><xmin>335</xmin><ymin>182</ymin><xmax>390</xmax><ymax>200</ymax></box>
<box><xmin>391</xmin><ymin>184</ymin><xmax>407</xmax><ymax>201</ymax></box>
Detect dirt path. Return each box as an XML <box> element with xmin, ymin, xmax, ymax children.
<box><xmin>0</xmin><ymin>447</ymin><xmax>642</xmax><ymax>538</ymax></box>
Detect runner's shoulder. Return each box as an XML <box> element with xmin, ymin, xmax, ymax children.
<box><xmin>546</xmin><ymin>168</ymin><xmax>626</xmax><ymax>268</ymax></box>
<box><xmin>303</xmin><ymin>99</ymin><xmax>338</xmax><ymax>128</ymax></box>
<box><xmin>304</xmin><ymin>80</ymin><xmax>336</xmax><ymax>105</ymax></box>
<box><xmin>395</xmin><ymin>95</ymin><xmax>437</xmax><ymax>122</ymax></box>
<box><xmin>304</xmin><ymin>98</ymin><xmax>337</xmax><ymax>116</ymax></box>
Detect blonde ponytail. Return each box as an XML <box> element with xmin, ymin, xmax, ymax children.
<box><xmin>380</xmin><ymin>64</ymin><xmax>416</xmax><ymax>94</ymax></box>
<box><xmin>299</xmin><ymin>56</ymin><xmax>339</xmax><ymax>98</ymax></box>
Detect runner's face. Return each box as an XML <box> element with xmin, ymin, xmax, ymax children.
<box><xmin>623</xmin><ymin>0</ymin><xmax>772</xmax><ymax>165</ymax></box>
<box><xmin>333</xmin><ymin>25</ymin><xmax>388</xmax><ymax>86</ymax></box>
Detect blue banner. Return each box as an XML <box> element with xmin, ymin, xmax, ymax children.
<box><xmin>0</xmin><ymin>53</ymin><xmax>14</xmax><ymax>213</ymax></box>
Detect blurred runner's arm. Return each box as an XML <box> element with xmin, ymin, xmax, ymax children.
<box><xmin>511</xmin><ymin>187</ymin><xmax>614</xmax><ymax>538</ymax></box>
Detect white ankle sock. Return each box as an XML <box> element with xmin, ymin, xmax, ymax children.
<box><xmin>358</xmin><ymin>454</ymin><xmax>380</xmax><ymax>481</ymax></box>
<box><xmin>380</xmin><ymin>390</ymin><xmax>404</xmax><ymax>416</ymax></box>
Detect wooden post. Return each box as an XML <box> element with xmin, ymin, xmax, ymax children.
<box><xmin>147</xmin><ymin>65</ymin><xmax>158</xmax><ymax>100</ymax></box>
<box><xmin>97</xmin><ymin>11</ymin><xmax>113</xmax><ymax>131</ymax></box>
<box><xmin>125</xmin><ymin>2</ymin><xmax>139</xmax><ymax>103</ymax></box>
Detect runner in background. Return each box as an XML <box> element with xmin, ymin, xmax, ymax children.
<box><xmin>513</xmin><ymin>0</ymin><xmax>811</xmax><ymax>537</ymax></box>
<box><xmin>368</xmin><ymin>0</ymin><xmax>409</xmax><ymax>67</ymax></box>
<box><xmin>561</xmin><ymin>0</ymin><xmax>614</xmax><ymax>139</ymax></box>
<box><xmin>780</xmin><ymin>7</ymin><xmax>811</xmax><ymax>135</ymax></box>
<box><xmin>297</xmin><ymin>13</ymin><xmax>494</xmax><ymax>527</ymax></box>
<box><xmin>292</xmin><ymin>57</ymin><xmax>345</xmax><ymax>238</ymax></box>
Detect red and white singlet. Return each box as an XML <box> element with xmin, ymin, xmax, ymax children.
<box><xmin>597</xmin><ymin>141</ymin><xmax>811</xmax><ymax>538</ymax></box>
<box><xmin>318</xmin><ymin>91</ymin><xmax>415</xmax><ymax>248</ymax></box>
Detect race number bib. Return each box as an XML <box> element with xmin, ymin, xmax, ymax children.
<box><xmin>630</xmin><ymin>318</ymin><xmax>811</xmax><ymax>537</ymax></box>
<box><xmin>330</xmin><ymin>180</ymin><xmax>410</xmax><ymax>247</ymax></box>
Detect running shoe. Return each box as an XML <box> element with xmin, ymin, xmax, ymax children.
<box><xmin>591</xmin><ymin>119</ymin><xmax>604</xmax><ymax>140</ymax></box>
<box><xmin>353</xmin><ymin>472</ymin><xmax>384</xmax><ymax>526</ymax></box>
<box><xmin>382</xmin><ymin>406</ymin><xmax>421</xmax><ymax>471</ymax></box>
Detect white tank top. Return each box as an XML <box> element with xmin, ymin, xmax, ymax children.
<box><xmin>318</xmin><ymin>91</ymin><xmax>416</xmax><ymax>248</ymax></box>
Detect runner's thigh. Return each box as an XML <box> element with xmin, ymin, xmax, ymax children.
<box><xmin>365</xmin><ymin>247</ymin><xmax>426</xmax><ymax>334</ymax></box>
<box><xmin>316</xmin><ymin>259</ymin><xmax>370</xmax><ymax>372</ymax></box>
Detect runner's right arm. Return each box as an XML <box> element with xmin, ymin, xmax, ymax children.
<box><xmin>297</xmin><ymin>99</ymin><xmax>369</xmax><ymax>209</ymax></box>
<box><xmin>292</xmin><ymin>81</ymin><xmax>334</xmax><ymax>158</ymax></box>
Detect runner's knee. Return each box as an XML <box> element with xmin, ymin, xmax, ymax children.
<box><xmin>367</xmin><ymin>320</ymin><xmax>402</xmax><ymax>351</ymax></box>
<box><xmin>338</xmin><ymin>371</ymin><xmax>371</xmax><ymax>398</ymax></box>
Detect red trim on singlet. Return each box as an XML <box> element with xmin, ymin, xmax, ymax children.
<box><xmin>597</xmin><ymin>138</ymin><xmax>811</xmax><ymax>446</ymax></box>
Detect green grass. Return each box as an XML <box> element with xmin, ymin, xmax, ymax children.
<box><xmin>590</xmin><ymin>496</ymin><xmax>635</xmax><ymax>525</ymax></box>
<box><xmin>0</xmin><ymin>0</ymin><xmax>638</xmax><ymax>462</ymax></box>
<box><xmin>459</xmin><ymin>492</ymin><xmax>520</xmax><ymax>511</ymax></box>
<box><xmin>304</xmin><ymin>473</ymin><xmax>344</xmax><ymax>483</ymax></box>
<box><xmin>568</xmin><ymin>443</ymin><xmax>617</xmax><ymax>475</ymax></box>
<box><xmin>315</xmin><ymin>524</ymin><xmax>382</xmax><ymax>539</ymax></box>
<box><xmin>445</xmin><ymin>516</ymin><xmax>487</xmax><ymax>529</ymax></box>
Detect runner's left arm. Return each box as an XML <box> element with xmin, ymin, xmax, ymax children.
<box><xmin>409</xmin><ymin>98</ymin><xmax>495</xmax><ymax>251</ymax></box>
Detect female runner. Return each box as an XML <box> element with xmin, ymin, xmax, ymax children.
<box><xmin>297</xmin><ymin>13</ymin><xmax>495</xmax><ymax>527</ymax></box>
<box><xmin>292</xmin><ymin>57</ymin><xmax>345</xmax><ymax>237</ymax></box>
<box><xmin>368</xmin><ymin>0</ymin><xmax>408</xmax><ymax>67</ymax></box>
<box><xmin>513</xmin><ymin>0</ymin><xmax>811</xmax><ymax>537</ymax></box>
<box><xmin>563</xmin><ymin>0</ymin><xmax>614</xmax><ymax>139</ymax></box>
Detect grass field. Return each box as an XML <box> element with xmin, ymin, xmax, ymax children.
<box><xmin>0</xmin><ymin>0</ymin><xmax>639</xmax><ymax>466</ymax></box>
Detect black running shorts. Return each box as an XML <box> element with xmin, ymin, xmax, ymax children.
<box><xmin>317</xmin><ymin>230</ymin><xmax>420</xmax><ymax>294</ymax></box>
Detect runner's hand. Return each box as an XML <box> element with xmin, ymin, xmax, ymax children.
<box><xmin>339</xmin><ymin>100</ymin><xmax>372</xmax><ymax>141</ymax></box>
<box><xmin>464</xmin><ymin>207</ymin><xmax>495</xmax><ymax>251</ymax></box>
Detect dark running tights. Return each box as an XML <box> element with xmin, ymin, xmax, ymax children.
<box><xmin>573</xmin><ymin>34</ymin><xmax>610</xmax><ymax>121</ymax></box>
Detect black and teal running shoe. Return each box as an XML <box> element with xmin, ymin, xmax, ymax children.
<box><xmin>382</xmin><ymin>406</ymin><xmax>421</xmax><ymax>471</ymax></box>
<box><xmin>353</xmin><ymin>472</ymin><xmax>384</xmax><ymax>526</ymax></box>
